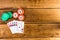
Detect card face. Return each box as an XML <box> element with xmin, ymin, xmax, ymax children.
<box><xmin>9</xmin><ymin>26</ymin><xmax>19</xmax><ymax>34</ymax></box>
<box><xmin>17</xmin><ymin>21</ymin><xmax>24</xmax><ymax>33</ymax></box>
<box><xmin>7</xmin><ymin>20</ymin><xmax>24</xmax><ymax>34</ymax></box>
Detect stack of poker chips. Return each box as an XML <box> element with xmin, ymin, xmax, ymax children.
<box><xmin>13</xmin><ymin>8</ymin><xmax>24</xmax><ymax>21</ymax></box>
<box><xmin>1</xmin><ymin>11</ymin><xmax>13</xmax><ymax>21</ymax></box>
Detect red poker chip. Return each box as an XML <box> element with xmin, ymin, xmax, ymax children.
<box><xmin>17</xmin><ymin>8</ymin><xmax>24</xmax><ymax>15</ymax></box>
<box><xmin>18</xmin><ymin>15</ymin><xmax>24</xmax><ymax>21</ymax></box>
<box><xmin>13</xmin><ymin>12</ymin><xmax>18</xmax><ymax>18</ymax></box>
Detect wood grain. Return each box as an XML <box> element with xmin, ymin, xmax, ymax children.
<box><xmin>0</xmin><ymin>0</ymin><xmax>60</xmax><ymax>8</ymax></box>
<box><xmin>0</xmin><ymin>0</ymin><xmax>60</xmax><ymax>39</ymax></box>
<box><xmin>0</xmin><ymin>38</ymin><xmax>60</xmax><ymax>40</ymax></box>
<box><xmin>1</xmin><ymin>9</ymin><xmax>60</xmax><ymax>24</ymax></box>
<box><xmin>1</xmin><ymin>38</ymin><xmax>60</xmax><ymax>40</ymax></box>
<box><xmin>0</xmin><ymin>24</ymin><xmax>60</xmax><ymax>38</ymax></box>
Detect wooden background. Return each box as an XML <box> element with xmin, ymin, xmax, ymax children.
<box><xmin>0</xmin><ymin>0</ymin><xmax>60</xmax><ymax>40</ymax></box>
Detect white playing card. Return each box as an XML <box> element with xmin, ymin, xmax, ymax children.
<box><xmin>7</xmin><ymin>20</ymin><xmax>24</xmax><ymax>34</ymax></box>
<box><xmin>11</xmin><ymin>20</ymin><xmax>18</xmax><ymax>26</ymax></box>
<box><xmin>7</xmin><ymin>21</ymin><xmax>12</xmax><ymax>27</ymax></box>
<box><xmin>9</xmin><ymin>26</ymin><xmax>19</xmax><ymax>34</ymax></box>
<box><xmin>17</xmin><ymin>21</ymin><xmax>24</xmax><ymax>33</ymax></box>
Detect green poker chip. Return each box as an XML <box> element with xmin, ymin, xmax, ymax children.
<box><xmin>7</xmin><ymin>11</ymin><xmax>13</xmax><ymax>18</ymax></box>
<box><xmin>1</xmin><ymin>11</ymin><xmax>13</xmax><ymax>21</ymax></box>
<box><xmin>1</xmin><ymin>13</ymin><xmax>10</xmax><ymax>21</ymax></box>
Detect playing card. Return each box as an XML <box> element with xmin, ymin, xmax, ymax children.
<box><xmin>11</xmin><ymin>20</ymin><xmax>18</xmax><ymax>26</ymax></box>
<box><xmin>7</xmin><ymin>21</ymin><xmax>12</xmax><ymax>27</ymax></box>
<box><xmin>9</xmin><ymin>26</ymin><xmax>19</xmax><ymax>34</ymax></box>
<box><xmin>7</xmin><ymin>20</ymin><xmax>24</xmax><ymax>34</ymax></box>
<box><xmin>17</xmin><ymin>21</ymin><xmax>24</xmax><ymax>33</ymax></box>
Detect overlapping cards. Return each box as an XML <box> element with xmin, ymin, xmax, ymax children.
<box><xmin>7</xmin><ymin>20</ymin><xmax>24</xmax><ymax>34</ymax></box>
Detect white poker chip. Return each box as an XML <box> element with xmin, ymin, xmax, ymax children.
<box><xmin>13</xmin><ymin>12</ymin><xmax>18</xmax><ymax>18</ymax></box>
<box><xmin>17</xmin><ymin>8</ymin><xmax>24</xmax><ymax>15</ymax></box>
<box><xmin>18</xmin><ymin>15</ymin><xmax>24</xmax><ymax>21</ymax></box>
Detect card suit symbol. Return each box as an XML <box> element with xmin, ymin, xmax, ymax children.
<box><xmin>19</xmin><ymin>27</ymin><xmax>20</xmax><ymax>28</ymax></box>
<box><xmin>22</xmin><ymin>29</ymin><xmax>23</xmax><ymax>30</ymax></box>
<box><xmin>21</xmin><ymin>29</ymin><xmax>24</xmax><ymax>32</ymax></box>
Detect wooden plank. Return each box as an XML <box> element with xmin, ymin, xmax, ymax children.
<box><xmin>1</xmin><ymin>9</ymin><xmax>60</xmax><ymax>24</ymax></box>
<box><xmin>20</xmin><ymin>38</ymin><xmax>60</xmax><ymax>40</ymax></box>
<box><xmin>0</xmin><ymin>38</ymin><xmax>60</xmax><ymax>40</ymax></box>
<box><xmin>0</xmin><ymin>0</ymin><xmax>60</xmax><ymax>8</ymax></box>
<box><xmin>24</xmin><ymin>9</ymin><xmax>60</xmax><ymax>23</ymax></box>
<box><xmin>0</xmin><ymin>24</ymin><xmax>60</xmax><ymax>38</ymax></box>
<box><xmin>0</xmin><ymin>38</ymin><xmax>50</xmax><ymax>40</ymax></box>
<box><xmin>0</xmin><ymin>38</ymin><xmax>51</xmax><ymax>40</ymax></box>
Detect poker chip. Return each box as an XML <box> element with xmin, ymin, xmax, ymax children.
<box><xmin>1</xmin><ymin>13</ymin><xmax>10</xmax><ymax>21</ymax></box>
<box><xmin>18</xmin><ymin>15</ymin><xmax>24</xmax><ymax>21</ymax></box>
<box><xmin>17</xmin><ymin>8</ymin><xmax>24</xmax><ymax>15</ymax></box>
<box><xmin>13</xmin><ymin>12</ymin><xmax>18</xmax><ymax>18</ymax></box>
<box><xmin>7</xmin><ymin>11</ymin><xmax>13</xmax><ymax>18</ymax></box>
